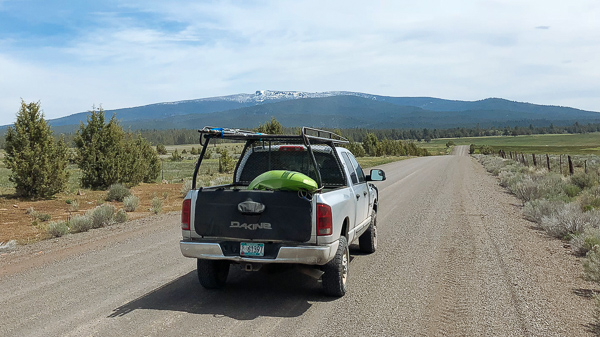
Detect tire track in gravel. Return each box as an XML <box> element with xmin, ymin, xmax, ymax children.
<box><xmin>423</xmin><ymin>147</ymin><xmax>532</xmax><ymax>336</ymax></box>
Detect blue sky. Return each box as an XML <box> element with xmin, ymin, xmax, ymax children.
<box><xmin>1</xmin><ymin>0</ymin><xmax>599</xmax><ymax>125</ymax></box>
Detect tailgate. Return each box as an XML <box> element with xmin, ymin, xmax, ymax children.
<box><xmin>194</xmin><ymin>190</ymin><xmax>312</xmax><ymax>242</ymax></box>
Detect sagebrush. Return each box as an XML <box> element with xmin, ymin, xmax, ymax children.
<box><xmin>123</xmin><ymin>195</ymin><xmax>139</xmax><ymax>212</ymax></box>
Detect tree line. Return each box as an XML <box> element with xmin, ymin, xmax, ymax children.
<box><xmin>103</xmin><ymin>121</ymin><xmax>600</xmax><ymax>146</ymax></box>
<box><xmin>2</xmin><ymin>119</ymin><xmax>599</xmax><ymax>150</ymax></box>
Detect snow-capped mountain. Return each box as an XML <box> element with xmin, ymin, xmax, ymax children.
<box><xmin>7</xmin><ymin>90</ymin><xmax>596</xmax><ymax>131</ymax></box>
<box><xmin>162</xmin><ymin>90</ymin><xmax>377</xmax><ymax>105</ymax></box>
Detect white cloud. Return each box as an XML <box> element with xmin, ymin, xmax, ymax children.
<box><xmin>0</xmin><ymin>0</ymin><xmax>599</xmax><ymax>125</ymax></box>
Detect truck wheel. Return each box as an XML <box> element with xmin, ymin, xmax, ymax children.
<box><xmin>197</xmin><ymin>259</ymin><xmax>230</xmax><ymax>289</ymax></box>
<box><xmin>359</xmin><ymin>210</ymin><xmax>377</xmax><ymax>253</ymax></box>
<box><xmin>322</xmin><ymin>236</ymin><xmax>349</xmax><ymax>297</ymax></box>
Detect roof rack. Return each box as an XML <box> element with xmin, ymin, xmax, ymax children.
<box><xmin>197</xmin><ymin>126</ymin><xmax>349</xmax><ymax>145</ymax></box>
<box><xmin>193</xmin><ymin>126</ymin><xmax>348</xmax><ymax>190</ymax></box>
<box><xmin>302</xmin><ymin>127</ymin><xmax>348</xmax><ymax>144</ymax></box>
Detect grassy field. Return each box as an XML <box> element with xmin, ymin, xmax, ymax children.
<box><xmin>423</xmin><ymin>132</ymin><xmax>600</xmax><ymax>155</ymax></box>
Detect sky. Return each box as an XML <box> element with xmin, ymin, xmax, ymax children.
<box><xmin>1</xmin><ymin>0</ymin><xmax>599</xmax><ymax>126</ymax></box>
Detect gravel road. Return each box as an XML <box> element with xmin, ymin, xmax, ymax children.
<box><xmin>1</xmin><ymin>146</ymin><xmax>597</xmax><ymax>336</ymax></box>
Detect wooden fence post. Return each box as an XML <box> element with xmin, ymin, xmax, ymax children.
<box><xmin>532</xmin><ymin>153</ymin><xmax>537</xmax><ymax>167</ymax></box>
<box><xmin>585</xmin><ymin>160</ymin><xmax>588</xmax><ymax>174</ymax></box>
<box><xmin>546</xmin><ymin>154</ymin><xmax>550</xmax><ymax>171</ymax></box>
<box><xmin>568</xmin><ymin>155</ymin><xmax>574</xmax><ymax>175</ymax></box>
<box><xmin>559</xmin><ymin>155</ymin><xmax>562</xmax><ymax>174</ymax></box>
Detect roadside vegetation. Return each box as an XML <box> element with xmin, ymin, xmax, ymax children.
<box><xmin>477</xmin><ymin>153</ymin><xmax>600</xmax><ymax>325</ymax></box>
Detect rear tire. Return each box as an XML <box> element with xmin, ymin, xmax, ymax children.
<box><xmin>197</xmin><ymin>259</ymin><xmax>230</xmax><ymax>289</ymax></box>
<box><xmin>359</xmin><ymin>210</ymin><xmax>377</xmax><ymax>253</ymax></box>
<box><xmin>322</xmin><ymin>236</ymin><xmax>349</xmax><ymax>297</ymax></box>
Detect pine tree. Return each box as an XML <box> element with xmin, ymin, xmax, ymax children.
<box><xmin>3</xmin><ymin>100</ymin><xmax>69</xmax><ymax>198</ymax></box>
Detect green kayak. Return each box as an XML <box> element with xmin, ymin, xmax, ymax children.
<box><xmin>248</xmin><ymin>170</ymin><xmax>318</xmax><ymax>192</ymax></box>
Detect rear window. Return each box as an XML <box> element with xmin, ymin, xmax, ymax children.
<box><xmin>236</xmin><ymin>143</ymin><xmax>346</xmax><ymax>187</ymax></box>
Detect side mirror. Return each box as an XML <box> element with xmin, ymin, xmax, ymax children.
<box><xmin>368</xmin><ymin>169</ymin><xmax>386</xmax><ymax>181</ymax></box>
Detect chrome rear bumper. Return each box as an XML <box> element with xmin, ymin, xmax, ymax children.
<box><xmin>180</xmin><ymin>240</ymin><xmax>339</xmax><ymax>265</ymax></box>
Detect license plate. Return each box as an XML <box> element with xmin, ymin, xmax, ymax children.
<box><xmin>240</xmin><ymin>242</ymin><xmax>264</xmax><ymax>257</ymax></box>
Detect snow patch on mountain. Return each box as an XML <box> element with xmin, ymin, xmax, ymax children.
<box><xmin>160</xmin><ymin>90</ymin><xmax>378</xmax><ymax>105</ymax></box>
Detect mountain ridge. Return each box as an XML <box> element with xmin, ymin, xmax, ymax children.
<box><xmin>1</xmin><ymin>90</ymin><xmax>599</xmax><ymax>131</ymax></box>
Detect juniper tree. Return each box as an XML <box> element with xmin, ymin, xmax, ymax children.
<box><xmin>3</xmin><ymin>100</ymin><xmax>69</xmax><ymax>198</ymax></box>
<box><xmin>74</xmin><ymin>108</ymin><xmax>161</xmax><ymax>189</ymax></box>
<box><xmin>256</xmin><ymin>117</ymin><xmax>283</xmax><ymax>134</ymax></box>
<box><xmin>74</xmin><ymin>108</ymin><xmax>124</xmax><ymax>189</ymax></box>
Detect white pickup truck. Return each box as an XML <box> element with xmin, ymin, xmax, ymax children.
<box><xmin>180</xmin><ymin>127</ymin><xmax>386</xmax><ymax>296</ymax></box>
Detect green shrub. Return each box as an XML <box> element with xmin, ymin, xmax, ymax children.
<box><xmin>69</xmin><ymin>214</ymin><xmax>93</xmax><ymax>233</ymax></box>
<box><xmin>115</xmin><ymin>209</ymin><xmax>128</xmax><ymax>223</ymax></box>
<box><xmin>535</xmin><ymin>173</ymin><xmax>568</xmax><ymax>200</ymax></box>
<box><xmin>47</xmin><ymin>221</ymin><xmax>69</xmax><ymax>237</ymax></box>
<box><xmin>36</xmin><ymin>212</ymin><xmax>52</xmax><ymax>222</ymax></box>
<box><xmin>170</xmin><ymin>149</ymin><xmax>183</xmax><ymax>162</ymax></box>
<box><xmin>218</xmin><ymin>149</ymin><xmax>235</xmax><ymax>173</ymax></box>
<box><xmin>123</xmin><ymin>195</ymin><xmax>139</xmax><ymax>212</ymax></box>
<box><xmin>151</xmin><ymin>197</ymin><xmax>162</xmax><ymax>214</ymax></box>
<box><xmin>26</xmin><ymin>207</ymin><xmax>52</xmax><ymax>222</ymax></box>
<box><xmin>498</xmin><ymin>170</ymin><xmax>519</xmax><ymax>188</ymax></box>
<box><xmin>540</xmin><ymin>203</ymin><xmax>600</xmax><ymax>238</ymax></box>
<box><xmin>571</xmin><ymin>172</ymin><xmax>597</xmax><ymax>190</ymax></box>
<box><xmin>580</xmin><ymin>188</ymin><xmax>600</xmax><ymax>211</ymax></box>
<box><xmin>523</xmin><ymin>199</ymin><xmax>565</xmax><ymax>224</ymax></box>
<box><xmin>480</xmin><ymin>156</ymin><xmax>506</xmax><ymax>176</ymax></box>
<box><xmin>571</xmin><ymin>227</ymin><xmax>600</xmax><ymax>256</ymax></box>
<box><xmin>67</xmin><ymin>199</ymin><xmax>79</xmax><ymax>212</ymax></box>
<box><xmin>156</xmin><ymin>144</ymin><xmax>168</xmax><ymax>155</ymax></box>
<box><xmin>480</xmin><ymin>145</ymin><xmax>494</xmax><ymax>155</ymax></box>
<box><xmin>584</xmin><ymin>245</ymin><xmax>600</xmax><ymax>283</ymax></box>
<box><xmin>88</xmin><ymin>204</ymin><xmax>116</xmax><ymax>228</ymax></box>
<box><xmin>510</xmin><ymin>177</ymin><xmax>540</xmax><ymax>202</ymax></box>
<box><xmin>106</xmin><ymin>183</ymin><xmax>131</xmax><ymax>202</ymax></box>
<box><xmin>563</xmin><ymin>184</ymin><xmax>582</xmax><ymax>198</ymax></box>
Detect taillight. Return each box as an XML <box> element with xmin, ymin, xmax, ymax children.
<box><xmin>181</xmin><ymin>199</ymin><xmax>191</xmax><ymax>230</ymax></box>
<box><xmin>316</xmin><ymin>203</ymin><xmax>332</xmax><ymax>236</ymax></box>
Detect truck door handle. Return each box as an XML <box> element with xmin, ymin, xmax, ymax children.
<box><xmin>356</xmin><ymin>194</ymin><xmax>360</xmax><ymax>200</ymax></box>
